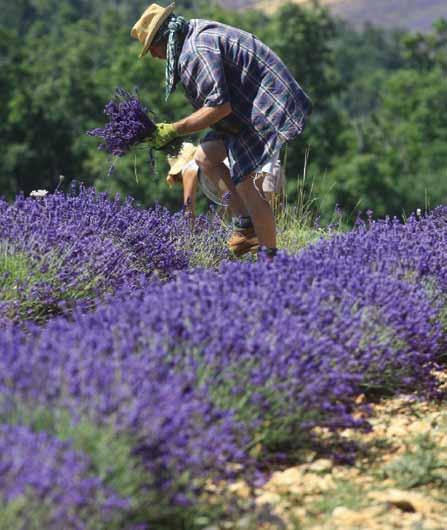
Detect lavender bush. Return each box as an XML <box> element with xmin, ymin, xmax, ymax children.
<box><xmin>0</xmin><ymin>319</ymin><xmax>250</xmax><ymax>528</ymax></box>
<box><xmin>0</xmin><ymin>201</ymin><xmax>446</xmax><ymax>527</ymax></box>
<box><xmin>172</xmin><ymin>207</ymin><xmax>233</xmax><ymax>268</ymax></box>
<box><xmin>0</xmin><ymin>188</ymin><xmax>234</xmax><ymax>324</ymax></box>
<box><xmin>0</xmin><ymin>424</ymin><xmax>132</xmax><ymax>530</ymax></box>
<box><xmin>0</xmin><ymin>187</ymin><xmax>190</xmax><ymax>323</ymax></box>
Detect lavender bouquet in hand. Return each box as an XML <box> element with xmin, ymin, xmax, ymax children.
<box><xmin>87</xmin><ymin>88</ymin><xmax>182</xmax><ymax>172</ymax></box>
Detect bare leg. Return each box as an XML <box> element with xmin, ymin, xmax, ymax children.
<box><xmin>237</xmin><ymin>173</ymin><xmax>277</xmax><ymax>248</ymax></box>
<box><xmin>195</xmin><ymin>141</ymin><xmax>249</xmax><ymax>217</ymax></box>
<box><xmin>182</xmin><ymin>166</ymin><xmax>199</xmax><ymax>219</ymax></box>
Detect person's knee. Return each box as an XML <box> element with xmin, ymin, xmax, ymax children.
<box><xmin>194</xmin><ymin>146</ymin><xmax>210</xmax><ymax>169</ymax></box>
<box><xmin>195</xmin><ymin>143</ymin><xmax>225</xmax><ymax>170</ymax></box>
<box><xmin>236</xmin><ymin>173</ymin><xmax>258</xmax><ymax>199</ymax></box>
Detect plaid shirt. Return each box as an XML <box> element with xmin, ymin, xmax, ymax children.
<box><xmin>178</xmin><ymin>19</ymin><xmax>312</xmax><ymax>183</ymax></box>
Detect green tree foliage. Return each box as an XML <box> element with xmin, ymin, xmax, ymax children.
<box><xmin>0</xmin><ymin>29</ymin><xmax>23</xmax><ymax>197</ymax></box>
<box><xmin>324</xmin><ymin>67</ymin><xmax>447</xmax><ymax>217</ymax></box>
<box><xmin>332</xmin><ymin>21</ymin><xmax>408</xmax><ymax>117</ymax></box>
<box><xmin>321</xmin><ymin>18</ymin><xmax>447</xmax><ymax>219</ymax></box>
<box><xmin>403</xmin><ymin>18</ymin><xmax>447</xmax><ymax>71</ymax></box>
<box><xmin>3</xmin><ymin>18</ymin><xmax>110</xmax><ymax>193</ymax></box>
<box><xmin>1</xmin><ymin>0</ymin><xmax>446</xmax><ymax>220</ymax></box>
<box><xmin>262</xmin><ymin>3</ymin><xmax>350</xmax><ymax>192</ymax></box>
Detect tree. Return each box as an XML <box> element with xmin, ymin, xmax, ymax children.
<box><xmin>1</xmin><ymin>18</ymin><xmax>111</xmax><ymax>195</ymax></box>
<box><xmin>261</xmin><ymin>3</ymin><xmax>351</xmax><ymax>200</ymax></box>
<box><xmin>324</xmin><ymin>68</ymin><xmax>447</xmax><ymax>218</ymax></box>
<box><xmin>0</xmin><ymin>29</ymin><xmax>23</xmax><ymax>197</ymax></box>
<box><xmin>331</xmin><ymin>21</ymin><xmax>407</xmax><ymax>118</ymax></box>
<box><xmin>403</xmin><ymin>18</ymin><xmax>447</xmax><ymax>72</ymax></box>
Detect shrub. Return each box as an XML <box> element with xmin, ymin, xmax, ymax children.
<box><xmin>0</xmin><ymin>424</ymin><xmax>131</xmax><ymax>530</ymax></box>
<box><xmin>0</xmin><ymin>187</ymin><xmax>189</xmax><ymax>323</ymax></box>
<box><xmin>0</xmin><ymin>204</ymin><xmax>446</xmax><ymax>526</ymax></box>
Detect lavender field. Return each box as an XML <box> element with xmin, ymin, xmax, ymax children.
<box><xmin>0</xmin><ymin>188</ymin><xmax>446</xmax><ymax>529</ymax></box>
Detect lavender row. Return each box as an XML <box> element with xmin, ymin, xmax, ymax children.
<box><xmin>0</xmin><ymin>424</ymin><xmax>133</xmax><ymax>530</ymax></box>
<box><xmin>0</xmin><ymin>188</ymin><xmax>230</xmax><ymax>323</ymax></box>
<box><xmin>0</xmin><ymin>204</ymin><xmax>446</xmax><ymax>527</ymax></box>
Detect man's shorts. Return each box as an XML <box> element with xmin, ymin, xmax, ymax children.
<box><xmin>201</xmin><ymin>128</ymin><xmax>284</xmax><ymax>186</ymax></box>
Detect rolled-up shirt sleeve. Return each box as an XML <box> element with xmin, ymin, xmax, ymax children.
<box><xmin>180</xmin><ymin>36</ymin><xmax>230</xmax><ymax>108</ymax></box>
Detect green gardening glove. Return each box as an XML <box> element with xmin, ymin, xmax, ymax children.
<box><xmin>147</xmin><ymin>123</ymin><xmax>178</xmax><ymax>150</ymax></box>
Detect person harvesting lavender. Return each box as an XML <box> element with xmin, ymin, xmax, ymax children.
<box><xmin>131</xmin><ymin>2</ymin><xmax>312</xmax><ymax>258</ymax></box>
<box><xmin>166</xmin><ymin>142</ymin><xmax>286</xmax><ymax>257</ymax></box>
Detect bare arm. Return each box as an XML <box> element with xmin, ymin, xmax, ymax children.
<box><xmin>182</xmin><ymin>167</ymin><xmax>199</xmax><ymax>217</ymax></box>
<box><xmin>173</xmin><ymin>102</ymin><xmax>232</xmax><ymax>135</ymax></box>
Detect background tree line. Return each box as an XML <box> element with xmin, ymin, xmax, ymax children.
<box><xmin>1</xmin><ymin>0</ymin><xmax>446</xmax><ymax>219</ymax></box>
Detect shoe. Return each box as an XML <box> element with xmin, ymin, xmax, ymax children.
<box><xmin>227</xmin><ymin>227</ymin><xmax>259</xmax><ymax>257</ymax></box>
<box><xmin>257</xmin><ymin>246</ymin><xmax>278</xmax><ymax>260</ymax></box>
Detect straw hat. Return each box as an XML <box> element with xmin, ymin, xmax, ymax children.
<box><xmin>167</xmin><ymin>142</ymin><xmax>197</xmax><ymax>176</ymax></box>
<box><xmin>131</xmin><ymin>3</ymin><xmax>176</xmax><ymax>58</ymax></box>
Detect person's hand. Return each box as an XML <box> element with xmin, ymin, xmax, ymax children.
<box><xmin>146</xmin><ymin>123</ymin><xmax>178</xmax><ymax>150</ymax></box>
<box><xmin>166</xmin><ymin>173</ymin><xmax>182</xmax><ymax>187</ymax></box>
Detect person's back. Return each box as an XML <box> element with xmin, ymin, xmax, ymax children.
<box><xmin>179</xmin><ymin>19</ymin><xmax>312</xmax><ymax>151</ymax></box>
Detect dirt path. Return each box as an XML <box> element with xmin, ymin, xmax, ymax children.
<box><xmin>222</xmin><ymin>373</ymin><xmax>447</xmax><ymax>529</ymax></box>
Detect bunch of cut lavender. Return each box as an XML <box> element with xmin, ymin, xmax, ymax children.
<box><xmin>87</xmin><ymin>88</ymin><xmax>156</xmax><ymax>157</ymax></box>
<box><xmin>87</xmin><ymin>88</ymin><xmax>182</xmax><ymax>174</ymax></box>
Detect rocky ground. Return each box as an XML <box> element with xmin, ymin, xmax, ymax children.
<box><xmin>211</xmin><ymin>372</ymin><xmax>447</xmax><ymax>529</ymax></box>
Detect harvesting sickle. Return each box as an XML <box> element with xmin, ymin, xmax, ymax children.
<box><xmin>131</xmin><ymin>2</ymin><xmax>312</xmax><ymax>259</ymax></box>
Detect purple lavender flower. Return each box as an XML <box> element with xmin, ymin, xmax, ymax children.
<box><xmin>87</xmin><ymin>88</ymin><xmax>156</xmax><ymax>158</ymax></box>
<box><xmin>0</xmin><ymin>187</ymin><xmax>191</xmax><ymax>323</ymax></box>
<box><xmin>0</xmin><ymin>424</ymin><xmax>129</xmax><ymax>529</ymax></box>
<box><xmin>87</xmin><ymin>88</ymin><xmax>183</xmax><ymax>169</ymax></box>
<box><xmin>1</xmin><ymin>204</ymin><xmax>447</xmax><ymax>526</ymax></box>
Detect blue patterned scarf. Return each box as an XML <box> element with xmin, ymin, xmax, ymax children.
<box><xmin>153</xmin><ymin>14</ymin><xmax>189</xmax><ymax>101</ymax></box>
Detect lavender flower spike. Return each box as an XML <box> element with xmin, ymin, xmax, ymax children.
<box><xmin>87</xmin><ymin>88</ymin><xmax>157</xmax><ymax>158</ymax></box>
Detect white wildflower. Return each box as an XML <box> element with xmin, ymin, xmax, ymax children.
<box><xmin>30</xmin><ymin>189</ymin><xmax>48</xmax><ymax>198</ymax></box>
<box><xmin>416</xmin><ymin>208</ymin><xmax>422</xmax><ymax>217</ymax></box>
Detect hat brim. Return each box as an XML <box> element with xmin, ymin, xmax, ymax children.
<box><xmin>168</xmin><ymin>156</ymin><xmax>196</xmax><ymax>176</ymax></box>
<box><xmin>140</xmin><ymin>3</ymin><xmax>176</xmax><ymax>58</ymax></box>
<box><xmin>167</xmin><ymin>144</ymin><xmax>197</xmax><ymax>175</ymax></box>
<box><xmin>168</xmin><ymin>161</ymin><xmax>185</xmax><ymax>176</ymax></box>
